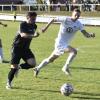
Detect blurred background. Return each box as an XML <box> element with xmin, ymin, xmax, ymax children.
<box><xmin>0</xmin><ymin>0</ymin><xmax>100</xmax><ymax>12</ymax></box>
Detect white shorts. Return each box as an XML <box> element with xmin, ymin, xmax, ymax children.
<box><xmin>52</xmin><ymin>43</ymin><xmax>69</xmax><ymax>56</ymax></box>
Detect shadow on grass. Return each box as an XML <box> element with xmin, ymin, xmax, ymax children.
<box><xmin>71</xmin><ymin>91</ymin><xmax>100</xmax><ymax>100</ymax></box>
<box><xmin>39</xmin><ymin>89</ymin><xmax>60</xmax><ymax>93</ymax></box>
<box><xmin>39</xmin><ymin>90</ymin><xmax>100</xmax><ymax>99</ymax></box>
<box><xmin>71</xmin><ymin>66</ymin><xmax>100</xmax><ymax>71</ymax></box>
<box><xmin>13</xmin><ymin>86</ymin><xmax>59</xmax><ymax>93</ymax></box>
<box><xmin>38</xmin><ymin>76</ymin><xmax>67</xmax><ymax>82</ymax></box>
<box><xmin>74</xmin><ymin>91</ymin><xmax>100</xmax><ymax>97</ymax></box>
<box><xmin>34</xmin><ymin>89</ymin><xmax>100</xmax><ymax>100</ymax></box>
<box><xmin>12</xmin><ymin>86</ymin><xmax>34</xmax><ymax>90</ymax></box>
<box><xmin>39</xmin><ymin>76</ymin><xmax>63</xmax><ymax>80</ymax></box>
<box><xmin>71</xmin><ymin>96</ymin><xmax>100</xmax><ymax>100</ymax></box>
<box><xmin>2</xmin><ymin>60</ymin><xmax>10</xmax><ymax>63</ymax></box>
<box><xmin>12</xmin><ymin>86</ymin><xmax>100</xmax><ymax>100</ymax></box>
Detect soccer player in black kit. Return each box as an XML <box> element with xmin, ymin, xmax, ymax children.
<box><xmin>6</xmin><ymin>12</ymin><xmax>39</xmax><ymax>89</ymax></box>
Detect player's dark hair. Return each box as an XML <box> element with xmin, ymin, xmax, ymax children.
<box><xmin>26</xmin><ymin>12</ymin><xmax>37</xmax><ymax>17</ymax></box>
<box><xmin>73</xmin><ymin>8</ymin><xmax>81</xmax><ymax>13</ymax></box>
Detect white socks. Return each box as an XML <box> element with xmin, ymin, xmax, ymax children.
<box><xmin>37</xmin><ymin>52</ymin><xmax>77</xmax><ymax>72</ymax></box>
<box><xmin>37</xmin><ymin>58</ymin><xmax>50</xmax><ymax>70</ymax></box>
<box><xmin>62</xmin><ymin>52</ymin><xmax>77</xmax><ymax>70</ymax></box>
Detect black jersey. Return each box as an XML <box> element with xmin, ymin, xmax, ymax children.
<box><xmin>12</xmin><ymin>21</ymin><xmax>37</xmax><ymax>49</ymax></box>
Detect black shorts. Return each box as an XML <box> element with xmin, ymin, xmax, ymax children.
<box><xmin>11</xmin><ymin>47</ymin><xmax>35</xmax><ymax>64</ymax></box>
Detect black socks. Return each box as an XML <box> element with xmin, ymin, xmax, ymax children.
<box><xmin>8</xmin><ymin>68</ymin><xmax>17</xmax><ymax>83</ymax></box>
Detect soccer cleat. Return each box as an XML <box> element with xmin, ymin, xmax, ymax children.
<box><xmin>33</xmin><ymin>68</ymin><xmax>39</xmax><ymax>78</ymax></box>
<box><xmin>62</xmin><ymin>67</ymin><xmax>71</xmax><ymax>76</ymax></box>
<box><xmin>6</xmin><ymin>81</ymin><xmax>12</xmax><ymax>89</ymax></box>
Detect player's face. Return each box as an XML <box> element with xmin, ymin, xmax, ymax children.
<box><xmin>27</xmin><ymin>16</ymin><xmax>37</xmax><ymax>24</ymax></box>
<box><xmin>72</xmin><ymin>11</ymin><xmax>80</xmax><ymax>21</ymax></box>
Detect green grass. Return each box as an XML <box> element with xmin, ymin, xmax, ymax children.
<box><xmin>0</xmin><ymin>21</ymin><xmax>100</xmax><ymax>100</ymax></box>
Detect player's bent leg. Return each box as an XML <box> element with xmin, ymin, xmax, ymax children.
<box><xmin>27</xmin><ymin>58</ymin><xmax>36</xmax><ymax>67</ymax></box>
<box><xmin>62</xmin><ymin>65</ymin><xmax>71</xmax><ymax>76</ymax></box>
<box><xmin>65</xmin><ymin>46</ymin><xmax>77</xmax><ymax>65</ymax></box>
<box><xmin>20</xmin><ymin>58</ymin><xmax>36</xmax><ymax>69</ymax></box>
<box><xmin>62</xmin><ymin>46</ymin><xmax>77</xmax><ymax>76</ymax></box>
<box><xmin>34</xmin><ymin>54</ymin><xmax>59</xmax><ymax>77</ymax></box>
<box><xmin>37</xmin><ymin>52</ymin><xmax>59</xmax><ymax>70</ymax></box>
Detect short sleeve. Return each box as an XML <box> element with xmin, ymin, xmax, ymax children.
<box><xmin>55</xmin><ymin>17</ymin><xmax>66</xmax><ymax>23</ymax></box>
<box><xmin>20</xmin><ymin>21</ymin><xmax>28</xmax><ymax>33</ymax></box>
<box><xmin>79</xmin><ymin>22</ymin><xmax>84</xmax><ymax>31</ymax></box>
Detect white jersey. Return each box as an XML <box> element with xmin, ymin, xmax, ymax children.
<box><xmin>55</xmin><ymin>17</ymin><xmax>84</xmax><ymax>46</ymax></box>
<box><xmin>53</xmin><ymin>17</ymin><xmax>84</xmax><ymax>55</ymax></box>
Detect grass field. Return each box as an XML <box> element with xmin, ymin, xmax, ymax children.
<box><xmin>0</xmin><ymin>21</ymin><xmax>100</xmax><ymax>100</ymax></box>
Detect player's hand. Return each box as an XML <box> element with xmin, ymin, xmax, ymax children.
<box><xmin>33</xmin><ymin>32</ymin><xmax>40</xmax><ymax>38</ymax></box>
<box><xmin>35</xmin><ymin>32</ymin><xmax>40</xmax><ymax>37</ymax></box>
<box><xmin>41</xmin><ymin>27</ymin><xmax>46</xmax><ymax>33</ymax></box>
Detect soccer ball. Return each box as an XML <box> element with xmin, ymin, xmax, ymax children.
<box><xmin>60</xmin><ymin>83</ymin><xmax>73</xmax><ymax>96</ymax></box>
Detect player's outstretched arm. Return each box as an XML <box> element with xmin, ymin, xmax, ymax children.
<box><xmin>81</xmin><ymin>30</ymin><xmax>95</xmax><ymax>38</ymax></box>
<box><xmin>20</xmin><ymin>32</ymin><xmax>40</xmax><ymax>38</ymax></box>
<box><xmin>20</xmin><ymin>32</ymin><xmax>34</xmax><ymax>38</ymax></box>
<box><xmin>41</xmin><ymin>18</ymin><xmax>56</xmax><ymax>33</ymax></box>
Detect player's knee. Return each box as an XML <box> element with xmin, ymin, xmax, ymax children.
<box><xmin>73</xmin><ymin>49</ymin><xmax>77</xmax><ymax>55</ymax></box>
<box><xmin>43</xmin><ymin>58</ymin><xmax>53</xmax><ymax>63</ymax></box>
<box><xmin>70</xmin><ymin>48</ymin><xmax>77</xmax><ymax>56</ymax></box>
<box><xmin>28</xmin><ymin>61</ymin><xmax>36</xmax><ymax>68</ymax></box>
<box><xmin>11</xmin><ymin>64</ymin><xmax>18</xmax><ymax>69</ymax></box>
<box><xmin>49</xmin><ymin>55</ymin><xmax>58</xmax><ymax>62</ymax></box>
<box><xmin>27</xmin><ymin>59</ymin><xmax>36</xmax><ymax>68</ymax></box>
<box><xmin>49</xmin><ymin>58</ymin><xmax>55</xmax><ymax>62</ymax></box>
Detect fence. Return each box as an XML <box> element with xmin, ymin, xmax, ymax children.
<box><xmin>0</xmin><ymin>4</ymin><xmax>100</xmax><ymax>12</ymax></box>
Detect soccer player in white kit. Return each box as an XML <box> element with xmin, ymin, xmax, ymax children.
<box><xmin>34</xmin><ymin>9</ymin><xmax>95</xmax><ymax>77</ymax></box>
